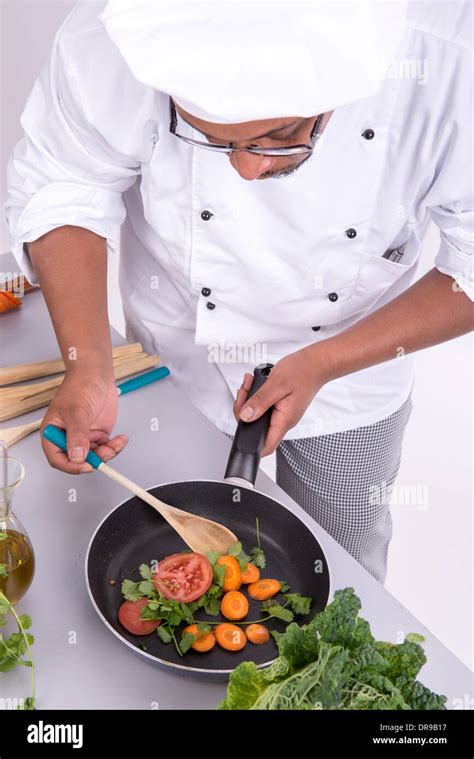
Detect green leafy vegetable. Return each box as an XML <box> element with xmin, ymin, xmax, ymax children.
<box><xmin>218</xmin><ymin>588</ymin><xmax>446</xmax><ymax>711</ymax></box>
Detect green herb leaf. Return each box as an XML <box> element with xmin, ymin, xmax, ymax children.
<box><xmin>249</xmin><ymin>547</ymin><xmax>266</xmax><ymax>569</ymax></box>
<box><xmin>157</xmin><ymin>626</ymin><xmax>173</xmax><ymax>644</ymax></box>
<box><xmin>139</xmin><ymin>563</ymin><xmax>153</xmax><ymax>580</ymax></box>
<box><xmin>206</xmin><ymin>551</ymin><xmax>221</xmax><ymax>567</ymax></box>
<box><xmin>228</xmin><ymin>541</ymin><xmax>251</xmax><ymax>571</ymax></box>
<box><xmin>179</xmin><ymin>631</ymin><xmax>197</xmax><ymax>654</ymax></box>
<box><xmin>121</xmin><ymin>579</ymin><xmax>143</xmax><ymax>602</ymax></box>
<box><xmin>283</xmin><ymin>593</ymin><xmax>312</xmax><ymax>616</ymax></box>
<box><xmin>18</xmin><ymin>615</ymin><xmax>32</xmax><ymax>630</ymax></box>
<box><xmin>196</xmin><ymin>623</ymin><xmax>212</xmax><ymax>634</ymax></box>
<box><xmin>212</xmin><ymin>563</ymin><xmax>226</xmax><ymax>588</ymax></box>
<box><xmin>261</xmin><ymin>601</ymin><xmax>294</xmax><ymax>623</ymax></box>
<box><xmin>137</xmin><ymin>580</ymin><xmax>155</xmax><ymax>596</ymax></box>
<box><xmin>0</xmin><ymin>565</ymin><xmax>9</xmax><ymax>578</ymax></box>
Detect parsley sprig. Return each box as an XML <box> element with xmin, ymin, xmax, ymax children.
<box><xmin>0</xmin><ymin>590</ymin><xmax>35</xmax><ymax>709</ymax></box>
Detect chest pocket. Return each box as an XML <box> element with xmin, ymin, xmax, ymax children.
<box><xmin>340</xmin><ymin>233</ymin><xmax>421</xmax><ymax>320</ymax></box>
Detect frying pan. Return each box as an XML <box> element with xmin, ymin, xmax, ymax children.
<box><xmin>85</xmin><ymin>364</ymin><xmax>331</xmax><ymax>681</ymax></box>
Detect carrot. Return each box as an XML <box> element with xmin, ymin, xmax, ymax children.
<box><xmin>246</xmin><ymin>624</ymin><xmax>270</xmax><ymax>645</ymax></box>
<box><xmin>241</xmin><ymin>563</ymin><xmax>260</xmax><ymax>584</ymax></box>
<box><xmin>247</xmin><ymin>579</ymin><xmax>281</xmax><ymax>601</ymax></box>
<box><xmin>215</xmin><ymin>623</ymin><xmax>247</xmax><ymax>651</ymax></box>
<box><xmin>217</xmin><ymin>555</ymin><xmax>242</xmax><ymax>591</ymax></box>
<box><xmin>220</xmin><ymin>590</ymin><xmax>249</xmax><ymax>621</ymax></box>
<box><xmin>183</xmin><ymin>624</ymin><xmax>216</xmax><ymax>653</ymax></box>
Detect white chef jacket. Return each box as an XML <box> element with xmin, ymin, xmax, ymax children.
<box><xmin>4</xmin><ymin>0</ymin><xmax>473</xmax><ymax>439</ymax></box>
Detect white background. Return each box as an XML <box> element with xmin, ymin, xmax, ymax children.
<box><xmin>1</xmin><ymin>1</ymin><xmax>472</xmax><ymax>671</ymax></box>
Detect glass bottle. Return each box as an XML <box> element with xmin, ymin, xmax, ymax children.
<box><xmin>0</xmin><ymin>450</ymin><xmax>35</xmax><ymax>604</ymax></box>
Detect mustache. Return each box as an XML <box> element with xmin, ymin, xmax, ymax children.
<box><xmin>258</xmin><ymin>151</ymin><xmax>313</xmax><ymax>180</ymax></box>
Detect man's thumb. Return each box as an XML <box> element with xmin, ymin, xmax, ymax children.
<box><xmin>63</xmin><ymin>409</ymin><xmax>92</xmax><ymax>463</ymax></box>
<box><xmin>239</xmin><ymin>379</ymin><xmax>280</xmax><ymax>422</ymax></box>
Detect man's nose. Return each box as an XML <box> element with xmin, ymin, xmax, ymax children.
<box><xmin>229</xmin><ymin>151</ymin><xmax>275</xmax><ymax>180</ymax></box>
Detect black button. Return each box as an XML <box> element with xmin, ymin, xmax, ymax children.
<box><xmin>311</xmin><ymin>326</ymin><xmax>321</xmax><ymax>331</ymax></box>
<box><xmin>201</xmin><ymin>287</ymin><xmax>211</xmax><ymax>297</ymax></box>
<box><xmin>328</xmin><ymin>292</ymin><xmax>338</xmax><ymax>302</ymax></box>
<box><xmin>206</xmin><ymin>302</ymin><xmax>216</xmax><ymax>310</ymax></box>
<box><xmin>345</xmin><ymin>228</ymin><xmax>357</xmax><ymax>239</ymax></box>
<box><xmin>362</xmin><ymin>128</ymin><xmax>375</xmax><ymax>140</ymax></box>
<box><xmin>201</xmin><ymin>210</ymin><xmax>213</xmax><ymax>221</ymax></box>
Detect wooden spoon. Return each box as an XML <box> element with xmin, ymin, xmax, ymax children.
<box><xmin>0</xmin><ymin>418</ymin><xmax>42</xmax><ymax>446</ymax></box>
<box><xmin>43</xmin><ymin>424</ymin><xmax>238</xmax><ymax>554</ymax></box>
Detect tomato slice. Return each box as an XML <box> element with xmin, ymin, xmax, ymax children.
<box><xmin>118</xmin><ymin>598</ymin><xmax>161</xmax><ymax>636</ymax></box>
<box><xmin>153</xmin><ymin>552</ymin><xmax>213</xmax><ymax>602</ymax></box>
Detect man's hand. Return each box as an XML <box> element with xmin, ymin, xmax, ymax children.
<box><xmin>233</xmin><ymin>269</ymin><xmax>474</xmax><ymax>457</ymax></box>
<box><xmin>233</xmin><ymin>345</ymin><xmax>328</xmax><ymax>456</ymax></box>
<box><xmin>41</xmin><ymin>371</ymin><xmax>128</xmax><ymax>474</ymax></box>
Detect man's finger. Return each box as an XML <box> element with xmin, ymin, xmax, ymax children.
<box><xmin>261</xmin><ymin>408</ymin><xmax>290</xmax><ymax>456</ymax></box>
<box><xmin>238</xmin><ymin>374</ymin><xmax>286</xmax><ymax>422</ymax></box>
<box><xmin>93</xmin><ymin>434</ymin><xmax>129</xmax><ymax>461</ymax></box>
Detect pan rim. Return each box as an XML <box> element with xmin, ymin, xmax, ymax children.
<box><xmin>84</xmin><ymin>477</ymin><xmax>333</xmax><ymax>676</ymax></box>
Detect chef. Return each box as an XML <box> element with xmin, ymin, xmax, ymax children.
<box><xmin>4</xmin><ymin>1</ymin><xmax>473</xmax><ymax>583</ymax></box>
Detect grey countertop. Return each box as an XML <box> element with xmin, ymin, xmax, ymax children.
<box><xmin>0</xmin><ymin>282</ymin><xmax>472</xmax><ymax>710</ymax></box>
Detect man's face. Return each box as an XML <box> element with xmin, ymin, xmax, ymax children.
<box><xmin>175</xmin><ymin>103</ymin><xmax>329</xmax><ymax>181</ymax></box>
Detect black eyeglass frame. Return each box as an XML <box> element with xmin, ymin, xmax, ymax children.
<box><xmin>169</xmin><ymin>98</ymin><xmax>325</xmax><ymax>157</ymax></box>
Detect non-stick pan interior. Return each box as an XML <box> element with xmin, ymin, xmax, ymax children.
<box><xmin>86</xmin><ymin>480</ymin><xmax>330</xmax><ymax>679</ymax></box>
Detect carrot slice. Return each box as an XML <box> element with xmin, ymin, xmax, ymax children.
<box><xmin>241</xmin><ymin>563</ymin><xmax>260</xmax><ymax>584</ymax></box>
<box><xmin>247</xmin><ymin>579</ymin><xmax>281</xmax><ymax>601</ymax></box>
<box><xmin>183</xmin><ymin>624</ymin><xmax>216</xmax><ymax>652</ymax></box>
<box><xmin>217</xmin><ymin>555</ymin><xmax>242</xmax><ymax>591</ymax></box>
<box><xmin>246</xmin><ymin>624</ymin><xmax>270</xmax><ymax>645</ymax></box>
<box><xmin>220</xmin><ymin>590</ymin><xmax>249</xmax><ymax>621</ymax></box>
<box><xmin>215</xmin><ymin>623</ymin><xmax>247</xmax><ymax>651</ymax></box>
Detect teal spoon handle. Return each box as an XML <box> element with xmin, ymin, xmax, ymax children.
<box><xmin>116</xmin><ymin>366</ymin><xmax>170</xmax><ymax>395</ymax></box>
<box><xmin>43</xmin><ymin>424</ymin><xmax>103</xmax><ymax>469</ymax></box>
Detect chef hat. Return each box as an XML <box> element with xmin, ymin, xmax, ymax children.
<box><xmin>99</xmin><ymin>0</ymin><xmax>408</xmax><ymax>123</ymax></box>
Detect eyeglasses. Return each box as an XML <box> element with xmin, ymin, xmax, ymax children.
<box><xmin>169</xmin><ymin>98</ymin><xmax>324</xmax><ymax>157</ymax></box>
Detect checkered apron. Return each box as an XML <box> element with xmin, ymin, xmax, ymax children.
<box><xmin>225</xmin><ymin>395</ymin><xmax>412</xmax><ymax>584</ymax></box>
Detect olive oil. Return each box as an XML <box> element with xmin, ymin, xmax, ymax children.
<box><xmin>0</xmin><ymin>529</ymin><xmax>35</xmax><ymax>603</ymax></box>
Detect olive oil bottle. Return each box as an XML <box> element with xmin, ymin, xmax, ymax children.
<box><xmin>0</xmin><ymin>450</ymin><xmax>35</xmax><ymax>604</ymax></box>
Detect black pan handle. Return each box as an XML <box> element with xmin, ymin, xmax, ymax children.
<box><xmin>224</xmin><ymin>363</ymin><xmax>274</xmax><ymax>487</ymax></box>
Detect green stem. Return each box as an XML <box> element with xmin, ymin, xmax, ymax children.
<box><xmin>170</xmin><ymin>628</ymin><xmax>183</xmax><ymax>657</ymax></box>
<box><xmin>195</xmin><ymin>614</ymin><xmax>274</xmax><ymax>627</ymax></box>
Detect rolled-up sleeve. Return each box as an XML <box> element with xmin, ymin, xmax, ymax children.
<box><xmin>431</xmin><ymin>198</ymin><xmax>474</xmax><ymax>300</ymax></box>
<box><xmin>4</xmin><ymin>14</ymin><xmax>141</xmax><ymax>285</ymax></box>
